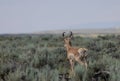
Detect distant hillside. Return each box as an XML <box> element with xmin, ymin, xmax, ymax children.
<box><xmin>1</xmin><ymin>27</ymin><xmax>120</xmax><ymax>37</ymax></box>
<box><xmin>36</xmin><ymin>27</ymin><xmax>120</xmax><ymax>35</ymax></box>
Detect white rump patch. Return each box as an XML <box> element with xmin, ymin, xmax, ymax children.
<box><xmin>78</xmin><ymin>48</ymin><xmax>88</xmax><ymax>57</ymax></box>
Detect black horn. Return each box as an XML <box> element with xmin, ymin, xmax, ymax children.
<box><xmin>62</xmin><ymin>32</ymin><xmax>66</xmax><ymax>37</ymax></box>
<box><xmin>69</xmin><ymin>31</ymin><xmax>73</xmax><ymax>38</ymax></box>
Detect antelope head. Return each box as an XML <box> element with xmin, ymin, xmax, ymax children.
<box><xmin>62</xmin><ymin>31</ymin><xmax>73</xmax><ymax>47</ymax></box>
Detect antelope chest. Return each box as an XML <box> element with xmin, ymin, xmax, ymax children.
<box><xmin>67</xmin><ymin>53</ymin><xmax>75</xmax><ymax>60</ymax></box>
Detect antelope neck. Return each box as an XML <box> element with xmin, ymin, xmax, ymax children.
<box><xmin>66</xmin><ymin>43</ymin><xmax>72</xmax><ymax>52</ymax></box>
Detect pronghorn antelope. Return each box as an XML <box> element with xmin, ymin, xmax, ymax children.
<box><xmin>62</xmin><ymin>31</ymin><xmax>88</xmax><ymax>75</ymax></box>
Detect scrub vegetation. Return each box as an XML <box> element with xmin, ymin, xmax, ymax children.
<box><xmin>0</xmin><ymin>34</ymin><xmax>120</xmax><ymax>81</ymax></box>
